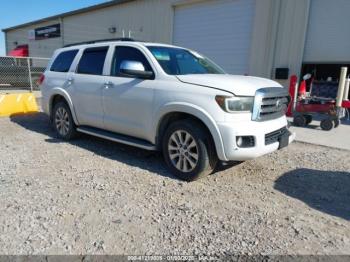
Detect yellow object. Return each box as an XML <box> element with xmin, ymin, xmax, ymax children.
<box><xmin>0</xmin><ymin>93</ymin><xmax>39</xmax><ymax>117</ymax></box>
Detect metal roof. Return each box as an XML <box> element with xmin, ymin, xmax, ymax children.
<box><xmin>2</xmin><ymin>0</ymin><xmax>135</xmax><ymax>32</ymax></box>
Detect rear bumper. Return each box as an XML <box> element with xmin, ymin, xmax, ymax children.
<box><xmin>217</xmin><ymin>116</ymin><xmax>295</xmax><ymax>161</ymax></box>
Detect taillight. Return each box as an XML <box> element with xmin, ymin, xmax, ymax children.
<box><xmin>38</xmin><ymin>74</ymin><xmax>45</xmax><ymax>85</ymax></box>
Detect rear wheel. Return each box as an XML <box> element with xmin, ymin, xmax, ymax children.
<box><xmin>52</xmin><ymin>101</ymin><xmax>78</xmax><ymax>140</ymax></box>
<box><xmin>162</xmin><ymin>120</ymin><xmax>217</xmax><ymax>181</ymax></box>
<box><xmin>320</xmin><ymin>118</ymin><xmax>334</xmax><ymax>131</ymax></box>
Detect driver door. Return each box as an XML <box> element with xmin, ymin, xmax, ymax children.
<box><xmin>102</xmin><ymin>46</ymin><xmax>155</xmax><ymax>141</ymax></box>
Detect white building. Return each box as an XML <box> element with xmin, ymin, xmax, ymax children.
<box><xmin>2</xmin><ymin>0</ymin><xmax>350</xmax><ymax>85</ymax></box>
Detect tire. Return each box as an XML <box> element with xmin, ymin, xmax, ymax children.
<box><xmin>293</xmin><ymin>115</ymin><xmax>307</xmax><ymax>127</ymax></box>
<box><xmin>304</xmin><ymin>115</ymin><xmax>312</xmax><ymax>125</ymax></box>
<box><xmin>162</xmin><ymin>120</ymin><xmax>218</xmax><ymax>181</ymax></box>
<box><xmin>320</xmin><ymin>118</ymin><xmax>334</xmax><ymax>131</ymax></box>
<box><xmin>334</xmin><ymin>119</ymin><xmax>340</xmax><ymax>128</ymax></box>
<box><xmin>52</xmin><ymin>101</ymin><xmax>78</xmax><ymax>140</ymax></box>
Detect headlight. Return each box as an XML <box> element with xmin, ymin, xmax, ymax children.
<box><xmin>215</xmin><ymin>95</ymin><xmax>254</xmax><ymax>113</ymax></box>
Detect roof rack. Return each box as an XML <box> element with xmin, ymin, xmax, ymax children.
<box><xmin>63</xmin><ymin>38</ymin><xmax>136</xmax><ymax>47</ymax></box>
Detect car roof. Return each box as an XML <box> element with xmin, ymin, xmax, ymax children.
<box><xmin>58</xmin><ymin>40</ymin><xmax>186</xmax><ymax>53</ymax></box>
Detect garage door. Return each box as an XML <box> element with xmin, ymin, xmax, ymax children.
<box><xmin>303</xmin><ymin>0</ymin><xmax>350</xmax><ymax>63</ymax></box>
<box><xmin>173</xmin><ymin>0</ymin><xmax>256</xmax><ymax>75</ymax></box>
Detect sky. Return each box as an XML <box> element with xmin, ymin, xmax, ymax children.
<box><xmin>0</xmin><ymin>0</ymin><xmax>110</xmax><ymax>56</ymax></box>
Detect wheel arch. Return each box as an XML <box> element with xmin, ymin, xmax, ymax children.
<box><xmin>48</xmin><ymin>88</ymin><xmax>79</xmax><ymax>125</ymax></box>
<box><xmin>154</xmin><ymin>103</ymin><xmax>227</xmax><ymax>161</ymax></box>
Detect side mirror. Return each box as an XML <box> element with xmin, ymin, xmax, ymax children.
<box><xmin>119</xmin><ymin>60</ymin><xmax>154</xmax><ymax>79</ymax></box>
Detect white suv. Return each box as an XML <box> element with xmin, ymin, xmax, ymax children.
<box><xmin>41</xmin><ymin>39</ymin><xmax>295</xmax><ymax>181</ymax></box>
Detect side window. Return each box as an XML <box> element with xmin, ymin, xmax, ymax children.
<box><xmin>111</xmin><ymin>46</ymin><xmax>153</xmax><ymax>77</ymax></box>
<box><xmin>77</xmin><ymin>47</ymin><xmax>108</xmax><ymax>75</ymax></box>
<box><xmin>50</xmin><ymin>50</ymin><xmax>78</xmax><ymax>72</ymax></box>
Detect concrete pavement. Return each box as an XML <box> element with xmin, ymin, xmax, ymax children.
<box><xmin>289</xmin><ymin>118</ymin><xmax>350</xmax><ymax>151</ymax></box>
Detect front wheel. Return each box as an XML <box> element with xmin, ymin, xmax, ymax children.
<box><xmin>162</xmin><ymin>120</ymin><xmax>218</xmax><ymax>181</ymax></box>
<box><xmin>293</xmin><ymin>115</ymin><xmax>307</xmax><ymax>127</ymax></box>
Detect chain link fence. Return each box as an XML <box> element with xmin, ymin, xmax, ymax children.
<box><xmin>0</xmin><ymin>56</ymin><xmax>50</xmax><ymax>92</ymax></box>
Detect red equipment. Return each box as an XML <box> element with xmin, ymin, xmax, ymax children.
<box><xmin>342</xmin><ymin>100</ymin><xmax>350</xmax><ymax>108</ymax></box>
<box><xmin>291</xmin><ymin>70</ymin><xmax>348</xmax><ymax>131</ymax></box>
<box><xmin>298</xmin><ymin>78</ymin><xmax>307</xmax><ymax>97</ymax></box>
<box><xmin>287</xmin><ymin>75</ymin><xmax>297</xmax><ymax>117</ymax></box>
<box><xmin>293</xmin><ymin>97</ymin><xmax>339</xmax><ymax>130</ymax></box>
<box><xmin>8</xmin><ymin>45</ymin><xmax>29</xmax><ymax>57</ymax></box>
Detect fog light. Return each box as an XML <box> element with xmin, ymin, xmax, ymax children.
<box><xmin>236</xmin><ymin>136</ymin><xmax>255</xmax><ymax>148</ymax></box>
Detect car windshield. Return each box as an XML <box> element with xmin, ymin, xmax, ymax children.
<box><xmin>147</xmin><ymin>46</ymin><xmax>226</xmax><ymax>75</ymax></box>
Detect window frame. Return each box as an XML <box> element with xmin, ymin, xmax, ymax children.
<box><xmin>50</xmin><ymin>49</ymin><xmax>79</xmax><ymax>73</ymax></box>
<box><xmin>109</xmin><ymin>45</ymin><xmax>156</xmax><ymax>79</ymax></box>
<box><xmin>76</xmin><ymin>46</ymin><xmax>109</xmax><ymax>76</ymax></box>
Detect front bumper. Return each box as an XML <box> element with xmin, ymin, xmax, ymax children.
<box><xmin>217</xmin><ymin>116</ymin><xmax>295</xmax><ymax>161</ymax></box>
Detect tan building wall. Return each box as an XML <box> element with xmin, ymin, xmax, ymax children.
<box><xmin>5</xmin><ymin>19</ymin><xmax>63</xmax><ymax>58</ymax></box>
<box><xmin>250</xmin><ymin>0</ymin><xmax>310</xmax><ymax>84</ymax></box>
<box><xmin>4</xmin><ymin>0</ymin><xmax>312</xmax><ymax>83</ymax></box>
<box><xmin>63</xmin><ymin>0</ymin><xmax>174</xmax><ymax>45</ymax></box>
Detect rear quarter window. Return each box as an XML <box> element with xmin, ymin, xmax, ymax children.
<box><xmin>50</xmin><ymin>50</ymin><xmax>78</xmax><ymax>72</ymax></box>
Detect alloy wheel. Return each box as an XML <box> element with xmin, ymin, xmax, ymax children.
<box><xmin>55</xmin><ymin>107</ymin><xmax>70</xmax><ymax>136</ymax></box>
<box><xmin>168</xmin><ymin>130</ymin><xmax>199</xmax><ymax>172</ymax></box>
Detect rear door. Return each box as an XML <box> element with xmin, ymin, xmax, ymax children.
<box><xmin>42</xmin><ymin>49</ymin><xmax>79</xmax><ymax>112</ymax></box>
<box><xmin>70</xmin><ymin>46</ymin><xmax>109</xmax><ymax>128</ymax></box>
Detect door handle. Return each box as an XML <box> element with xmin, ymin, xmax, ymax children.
<box><xmin>67</xmin><ymin>77</ymin><xmax>74</xmax><ymax>85</ymax></box>
<box><xmin>104</xmin><ymin>81</ymin><xmax>114</xmax><ymax>88</ymax></box>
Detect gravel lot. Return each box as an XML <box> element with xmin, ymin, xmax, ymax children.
<box><xmin>0</xmin><ymin>113</ymin><xmax>349</xmax><ymax>255</ymax></box>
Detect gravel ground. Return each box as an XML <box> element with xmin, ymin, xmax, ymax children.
<box><xmin>0</xmin><ymin>113</ymin><xmax>349</xmax><ymax>255</ymax></box>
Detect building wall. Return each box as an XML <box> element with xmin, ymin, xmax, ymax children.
<box><xmin>304</xmin><ymin>0</ymin><xmax>350</xmax><ymax>63</ymax></box>
<box><xmin>272</xmin><ymin>0</ymin><xmax>310</xmax><ymax>85</ymax></box>
<box><xmin>5</xmin><ymin>19</ymin><xmax>63</xmax><ymax>58</ymax></box>
<box><xmin>249</xmin><ymin>0</ymin><xmax>281</xmax><ymax>78</ymax></box>
<box><xmin>4</xmin><ymin>0</ymin><xmax>312</xmax><ymax>84</ymax></box>
<box><xmin>250</xmin><ymin>0</ymin><xmax>310</xmax><ymax>85</ymax></box>
<box><xmin>63</xmin><ymin>0</ymin><xmax>174</xmax><ymax>46</ymax></box>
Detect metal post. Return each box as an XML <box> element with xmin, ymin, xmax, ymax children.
<box><xmin>292</xmin><ymin>78</ymin><xmax>299</xmax><ymax>112</ymax></box>
<box><xmin>343</xmin><ymin>78</ymin><xmax>349</xmax><ymax>101</ymax></box>
<box><xmin>27</xmin><ymin>57</ymin><xmax>33</xmax><ymax>92</ymax></box>
<box><xmin>59</xmin><ymin>17</ymin><xmax>65</xmax><ymax>47</ymax></box>
<box><xmin>336</xmin><ymin>67</ymin><xmax>347</xmax><ymax>107</ymax></box>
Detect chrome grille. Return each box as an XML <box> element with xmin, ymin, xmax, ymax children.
<box><xmin>252</xmin><ymin>87</ymin><xmax>290</xmax><ymax>121</ymax></box>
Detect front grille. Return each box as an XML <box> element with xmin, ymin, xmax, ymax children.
<box><xmin>265</xmin><ymin>126</ymin><xmax>289</xmax><ymax>145</ymax></box>
<box><xmin>252</xmin><ymin>87</ymin><xmax>290</xmax><ymax>121</ymax></box>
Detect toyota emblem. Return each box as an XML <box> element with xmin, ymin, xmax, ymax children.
<box><xmin>276</xmin><ymin>99</ymin><xmax>282</xmax><ymax>109</ymax></box>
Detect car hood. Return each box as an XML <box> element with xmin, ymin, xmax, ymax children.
<box><xmin>176</xmin><ymin>74</ymin><xmax>283</xmax><ymax>96</ymax></box>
